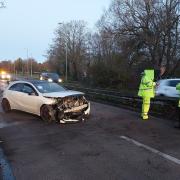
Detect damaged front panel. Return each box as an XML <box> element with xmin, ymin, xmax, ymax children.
<box><xmin>47</xmin><ymin>95</ymin><xmax>90</xmax><ymax>123</ymax></box>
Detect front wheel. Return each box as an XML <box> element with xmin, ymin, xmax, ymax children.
<box><xmin>40</xmin><ymin>105</ymin><xmax>55</xmax><ymax>123</ymax></box>
<box><xmin>1</xmin><ymin>98</ymin><xmax>11</xmax><ymax>113</ymax></box>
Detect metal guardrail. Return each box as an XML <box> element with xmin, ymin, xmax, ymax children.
<box><xmin>64</xmin><ymin>83</ymin><xmax>177</xmax><ymax>100</ymax></box>
<box><xmin>2</xmin><ymin>79</ymin><xmax>178</xmax><ymax>120</ymax></box>
<box><xmin>64</xmin><ymin>83</ymin><xmax>179</xmax><ymax>120</ymax></box>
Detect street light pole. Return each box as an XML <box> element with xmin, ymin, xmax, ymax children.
<box><xmin>58</xmin><ymin>22</ymin><xmax>68</xmax><ymax>82</ymax></box>
<box><xmin>14</xmin><ymin>61</ymin><xmax>16</xmax><ymax>77</ymax></box>
<box><xmin>65</xmin><ymin>41</ymin><xmax>68</xmax><ymax>82</ymax></box>
<box><xmin>27</xmin><ymin>48</ymin><xmax>29</xmax><ymax>77</ymax></box>
<box><xmin>30</xmin><ymin>54</ymin><xmax>33</xmax><ymax>77</ymax></box>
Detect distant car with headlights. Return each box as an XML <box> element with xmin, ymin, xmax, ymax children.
<box><xmin>1</xmin><ymin>80</ymin><xmax>90</xmax><ymax>123</ymax></box>
<box><xmin>155</xmin><ymin>79</ymin><xmax>180</xmax><ymax>97</ymax></box>
<box><xmin>40</xmin><ymin>73</ymin><xmax>63</xmax><ymax>83</ymax></box>
<box><xmin>0</xmin><ymin>71</ymin><xmax>11</xmax><ymax>81</ymax></box>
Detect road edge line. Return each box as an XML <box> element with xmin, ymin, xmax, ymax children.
<box><xmin>120</xmin><ymin>136</ymin><xmax>180</xmax><ymax>166</ymax></box>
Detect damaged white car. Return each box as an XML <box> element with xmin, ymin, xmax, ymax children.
<box><xmin>1</xmin><ymin>80</ymin><xmax>90</xmax><ymax>123</ymax></box>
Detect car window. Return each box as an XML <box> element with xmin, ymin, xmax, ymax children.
<box><xmin>33</xmin><ymin>82</ymin><xmax>66</xmax><ymax>93</ymax></box>
<box><xmin>9</xmin><ymin>83</ymin><xmax>23</xmax><ymax>92</ymax></box>
<box><xmin>168</xmin><ymin>80</ymin><xmax>180</xmax><ymax>87</ymax></box>
<box><xmin>47</xmin><ymin>73</ymin><xmax>59</xmax><ymax>79</ymax></box>
<box><xmin>42</xmin><ymin>73</ymin><xmax>48</xmax><ymax>77</ymax></box>
<box><xmin>22</xmin><ymin>84</ymin><xmax>37</xmax><ymax>94</ymax></box>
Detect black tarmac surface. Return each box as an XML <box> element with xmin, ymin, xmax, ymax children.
<box><xmin>0</xmin><ymin>80</ymin><xmax>180</xmax><ymax>180</ymax></box>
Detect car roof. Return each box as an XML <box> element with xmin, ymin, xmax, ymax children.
<box><xmin>41</xmin><ymin>72</ymin><xmax>58</xmax><ymax>74</ymax></box>
<box><xmin>159</xmin><ymin>78</ymin><xmax>180</xmax><ymax>81</ymax></box>
<box><xmin>9</xmin><ymin>80</ymin><xmax>48</xmax><ymax>85</ymax></box>
<box><xmin>27</xmin><ymin>80</ymin><xmax>47</xmax><ymax>84</ymax></box>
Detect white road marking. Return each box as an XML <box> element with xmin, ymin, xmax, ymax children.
<box><xmin>120</xmin><ymin>136</ymin><xmax>180</xmax><ymax>166</ymax></box>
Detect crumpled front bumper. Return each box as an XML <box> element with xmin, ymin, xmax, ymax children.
<box><xmin>59</xmin><ymin>102</ymin><xmax>90</xmax><ymax>123</ymax></box>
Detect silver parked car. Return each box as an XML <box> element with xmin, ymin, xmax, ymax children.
<box><xmin>155</xmin><ymin>79</ymin><xmax>180</xmax><ymax>97</ymax></box>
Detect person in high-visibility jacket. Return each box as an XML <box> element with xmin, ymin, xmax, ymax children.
<box><xmin>175</xmin><ymin>83</ymin><xmax>180</xmax><ymax>128</ymax></box>
<box><xmin>138</xmin><ymin>70</ymin><xmax>156</xmax><ymax>120</ymax></box>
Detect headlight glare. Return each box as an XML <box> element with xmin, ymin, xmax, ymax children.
<box><xmin>58</xmin><ymin>78</ymin><xmax>62</xmax><ymax>83</ymax></box>
<box><xmin>48</xmin><ymin>78</ymin><xmax>53</xmax><ymax>82</ymax></box>
<box><xmin>1</xmin><ymin>75</ymin><xmax>5</xmax><ymax>79</ymax></box>
<box><xmin>6</xmin><ymin>74</ymin><xmax>11</xmax><ymax>79</ymax></box>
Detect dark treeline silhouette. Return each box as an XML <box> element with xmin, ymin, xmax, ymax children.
<box><xmin>0</xmin><ymin>58</ymin><xmax>49</xmax><ymax>76</ymax></box>
<box><xmin>27</xmin><ymin>0</ymin><xmax>180</xmax><ymax>89</ymax></box>
<box><xmin>1</xmin><ymin>0</ymin><xmax>180</xmax><ymax>89</ymax></box>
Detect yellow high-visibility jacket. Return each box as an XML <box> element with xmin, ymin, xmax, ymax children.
<box><xmin>176</xmin><ymin>83</ymin><xmax>180</xmax><ymax>107</ymax></box>
<box><xmin>138</xmin><ymin>71</ymin><xmax>155</xmax><ymax>98</ymax></box>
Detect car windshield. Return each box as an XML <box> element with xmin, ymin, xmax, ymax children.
<box><xmin>47</xmin><ymin>73</ymin><xmax>59</xmax><ymax>79</ymax></box>
<box><xmin>168</xmin><ymin>80</ymin><xmax>180</xmax><ymax>87</ymax></box>
<box><xmin>33</xmin><ymin>82</ymin><xmax>66</xmax><ymax>93</ymax></box>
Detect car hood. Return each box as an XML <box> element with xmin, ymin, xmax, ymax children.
<box><xmin>42</xmin><ymin>90</ymin><xmax>84</xmax><ymax>98</ymax></box>
<box><xmin>50</xmin><ymin>77</ymin><xmax>59</xmax><ymax>81</ymax></box>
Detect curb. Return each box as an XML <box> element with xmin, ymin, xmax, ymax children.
<box><xmin>0</xmin><ymin>147</ymin><xmax>15</xmax><ymax>180</ymax></box>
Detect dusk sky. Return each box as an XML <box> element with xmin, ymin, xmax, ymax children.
<box><xmin>0</xmin><ymin>0</ymin><xmax>111</xmax><ymax>62</ymax></box>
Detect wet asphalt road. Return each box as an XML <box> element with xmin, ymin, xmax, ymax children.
<box><xmin>0</xmin><ymin>81</ymin><xmax>180</xmax><ymax>180</ymax></box>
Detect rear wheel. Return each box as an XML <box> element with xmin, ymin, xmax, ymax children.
<box><xmin>1</xmin><ymin>98</ymin><xmax>11</xmax><ymax>113</ymax></box>
<box><xmin>40</xmin><ymin>105</ymin><xmax>55</xmax><ymax>123</ymax></box>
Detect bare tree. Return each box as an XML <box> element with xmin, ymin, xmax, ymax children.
<box><xmin>0</xmin><ymin>1</ymin><xmax>6</xmax><ymax>8</ymax></box>
<box><xmin>99</xmin><ymin>0</ymin><xmax>180</xmax><ymax>76</ymax></box>
<box><xmin>47</xmin><ymin>20</ymin><xmax>89</xmax><ymax>80</ymax></box>
<box><xmin>47</xmin><ymin>0</ymin><xmax>180</xmax><ymax>89</ymax></box>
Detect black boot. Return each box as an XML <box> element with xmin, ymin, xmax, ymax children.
<box><xmin>174</xmin><ymin>107</ymin><xmax>180</xmax><ymax>128</ymax></box>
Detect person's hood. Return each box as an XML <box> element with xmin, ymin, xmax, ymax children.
<box><xmin>144</xmin><ymin>69</ymin><xmax>154</xmax><ymax>80</ymax></box>
<box><xmin>42</xmin><ymin>90</ymin><xmax>84</xmax><ymax>98</ymax></box>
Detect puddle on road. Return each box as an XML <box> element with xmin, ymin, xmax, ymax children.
<box><xmin>0</xmin><ymin>112</ymin><xmax>27</xmax><ymax>129</ymax></box>
<box><xmin>0</xmin><ymin>121</ymin><xmax>25</xmax><ymax>129</ymax></box>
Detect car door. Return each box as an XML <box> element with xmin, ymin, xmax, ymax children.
<box><xmin>7</xmin><ymin>83</ymin><xmax>24</xmax><ymax>110</ymax></box>
<box><xmin>20</xmin><ymin>83</ymin><xmax>42</xmax><ymax>114</ymax></box>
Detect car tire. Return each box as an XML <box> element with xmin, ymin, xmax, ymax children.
<box><xmin>40</xmin><ymin>105</ymin><xmax>55</xmax><ymax>123</ymax></box>
<box><xmin>1</xmin><ymin>98</ymin><xmax>11</xmax><ymax>113</ymax></box>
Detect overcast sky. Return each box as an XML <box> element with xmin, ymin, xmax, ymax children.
<box><xmin>0</xmin><ymin>0</ymin><xmax>111</xmax><ymax>62</ymax></box>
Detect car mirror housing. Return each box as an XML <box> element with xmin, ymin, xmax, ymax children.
<box><xmin>28</xmin><ymin>92</ymin><xmax>36</xmax><ymax>96</ymax></box>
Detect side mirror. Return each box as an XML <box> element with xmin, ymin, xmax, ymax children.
<box><xmin>28</xmin><ymin>92</ymin><xmax>36</xmax><ymax>96</ymax></box>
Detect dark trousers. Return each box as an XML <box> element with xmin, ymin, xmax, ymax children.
<box><xmin>175</xmin><ymin>107</ymin><xmax>180</xmax><ymax>127</ymax></box>
<box><xmin>178</xmin><ymin>107</ymin><xmax>180</xmax><ymax>122</ymax></box>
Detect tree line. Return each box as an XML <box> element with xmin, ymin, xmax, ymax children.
<box><xmin>0</xmin><ymin>58</ymin><xmax>48</xmax><ymax>76</ymax></box>
<box><xmin>46</xmin><ymin>0</ymin><xmax>180</xmax><ymax>89</ymax></box>
<box><xmin>1</xmin><ymin>0</ymin><xmax>180</xmax><ymax>89</ymax></box>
